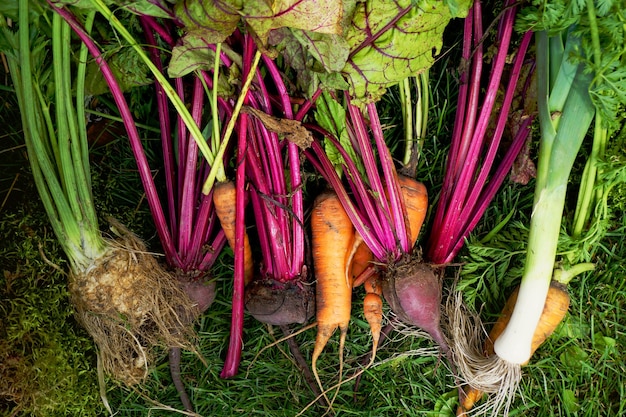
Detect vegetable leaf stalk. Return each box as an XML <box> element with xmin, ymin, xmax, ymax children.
<box><xmin>427</xmin><ymin>0</ymin><xmax>534</xmax><ymax>265</ymax></box>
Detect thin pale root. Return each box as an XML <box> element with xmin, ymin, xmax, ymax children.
<box><xmin>245</xmin><ymin>322</ymin><xmax>317</xmax><ymax>378</ymax></box>
<box><xmin>445</xmin><ymin>291</ymin><xmax>521</xmax><ymax>417</ymax></box>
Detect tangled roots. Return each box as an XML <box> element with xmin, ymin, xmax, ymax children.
<box><xmin>445</xmin><ymin>290</ymin><xmax>521</xmax><ymax>417</ymax></box>
<box><xmin>69</xmin><ymin>220</ymin><xmax>198</xmax><ymax>386</ymax></box>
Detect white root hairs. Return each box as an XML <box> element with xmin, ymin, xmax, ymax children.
<box><xmin>295</xmin><ymin>311</ymin><xmax>446</xmax><ymax>417</ymax></box>
<box><xmin>445</xmin><ymin>290</ymin><xmax>522</xmax><ymax>417</ymax></box>
<box><xmin>389</xmin><ymin>312</ymin><xmax>432</xmax><ymax>340</ymax></box>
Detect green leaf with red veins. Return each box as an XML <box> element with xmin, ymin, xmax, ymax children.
<box><xmin>168</xmin><ymin>37</ymin><xmax>242</xmax><ymax>88</ymax></box>
<box><xmin>342</xmin><ymin>0</ymin><xmax>470</xmax><ymax>104</ymax></box>
<box><xmin>269</xmin><ymin>27</ymin><xmax>350</xmax><ymax>96</ymax></box>
<box><xmin>174</xmin><ymin>0</ymin><xmax>344</xmax><ymax>49</ymax></box>
<box><xmin>291</xmin><ymin>30</ymin><xmax>349</xmax><ymax>73</ymax></box>
<box><xmin>174</xmin><ymin>0</ymin><xmax>240</xmax><ymax>45</ymax></box>
<box><xmin>167</xmin><ymin>37</ymin><xmax>216</xmax><ymax>78</ymax></box>
<box><xmin>243</xmin><ymin>0</ymin><xmax>344</xmax><ymax>45</ymax></box>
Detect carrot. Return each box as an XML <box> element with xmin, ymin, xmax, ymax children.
<box><xmin>363</xmin><ymin>285</ymin><xmax>383</xmax><ymax>358</ymax></box>
<box><xmin>311</xmin><ymin>191</ymin><xmax>356</xmax><ymax>405</ymax></box>
<box><xmin>398</xmin><ymin>175</ymin><xmax>428</xmax><ymax>248</ymax></box>
<box><xmin>363</xmin><ymin>275</ymin><xmax>382</xmax><ymax>296</ymax></box>
<box><xmin>351</xmin><ymin>239</ymin><xmax>375</xmax><ymax>282</ymax></box>
<box><xmin>457</xmin><ymin>281</ymin><xmax>570</xmax><ymax>415</ymax></box>
<box><xmin>213</xmin><ymin>180</ymin><xmax>254</xmax><ymax>286</ymax></box>
<box><xmin>347</xmin><ymin>238</ymin><xmax>383</xmax><ymax>368</ymax></box>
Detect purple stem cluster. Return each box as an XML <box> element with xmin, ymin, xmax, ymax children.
<box><xmin>222</xmin><ymin>33</ymin><xmax>319</xmax><ymax>377</ymax></box>
<box><xmin>139</xmin><ymin>15</ymin><xmax>227</xmax><ymax>273</ymax></box>
<box><xmin>306</xmin><ymin>95</ymin><xmax>411</xmax><ymax>264</ymax></box>
<box><xmin>245</xmin><ymin>54</ymin><xmax>306</xmax><ymax>281</ymax></box>
<box><xmin>427</xmin><ymin>0</ymin><xmax>534</xmax><ymax>264</ymax></box>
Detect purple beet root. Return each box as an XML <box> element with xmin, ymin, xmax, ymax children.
<box><xmin>169</xmin><ymin>346</ymin><xmax>193</xmax><ymax>411</ymax></box>
<box><xmin>244</xmin><ymin>278</ymin><xmax>314</xmax><ymax>326</ymax></box>
<box><xmin>382</xmin><ymin>260</ymin><xmax>449</xmax><ymax>352</ymax></box>
<box><xmin>179</xmin><ymin>277</ymin><xmax>216</xmax><ymax>316</ymax></box>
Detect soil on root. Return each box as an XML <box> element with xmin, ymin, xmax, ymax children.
<box><xmin>245</xmin><ymin>278</ymin><xmax>315</xmax><ymax>326</ymax></box>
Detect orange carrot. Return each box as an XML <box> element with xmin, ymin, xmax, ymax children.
<box><xmin>363</xmin><ymin>286</ymin><xmax>383</xmax><ymax>359</ymax></box>
<box><xmin>457</xmin><ymin>281</ymin><xmax>570</xmax><ymax>415</ymax></box>
<box><xmin>351</xmin><ymin>239</ymin><xmax>375</xmax><ymax>282</ymax></box>
<box><xmin>349</xmin><ymin>238</ymin><xmax>384</xmax><ymax>364</ymax></box>
<box><xmin>363</xmin><ymin>275</ymin><xmax>382</xmax><ymax>296</ymax></box>
<box><xmin>213</xmin><ymin>181</ymin><xmax>254</xmax><ymax>286</ymax></box>
<box><xmin>398</xmin><ymin>175</ymin><xmax>428</xmax><ymax>248</ymax></box>
<box><xmin>311</xmin><ymin>191</ymin><xmax>356</xmax><ymax>404</ymax></box>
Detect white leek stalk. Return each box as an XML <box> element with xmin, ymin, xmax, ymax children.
<box><xmin>493</xmin><ymin>30</ymin><xmax>595</xmax><ymax>363</ymax></box>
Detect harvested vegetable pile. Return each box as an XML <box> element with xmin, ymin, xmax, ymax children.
<box><xmin>1</xmin><ymin>0</ymin><xmax>625</xmax><ymax>416</ymax></box>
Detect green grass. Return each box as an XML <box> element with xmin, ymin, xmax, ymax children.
<box><xmin>2</xmin><ymin>13</ymin><xmax>626</xmax><ymax>417</ymax></box>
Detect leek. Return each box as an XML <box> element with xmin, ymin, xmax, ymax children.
<box><xmin>493</xmin><ymin>29</ymin><xmax>595</xmax><ymax>364</ymax></box>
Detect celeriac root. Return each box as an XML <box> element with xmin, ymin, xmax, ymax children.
<box><xmin>69</xmin><ymin>219</ymin><xmax>198</xmax><ymax>386</ymax></box>
<box><xmin>446</xmin><ymin>291</ymin><xmax>521</xmax><ymax>417</ymax></box>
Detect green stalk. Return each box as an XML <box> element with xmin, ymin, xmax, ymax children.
<box><xmin>17</xmin><ymin>1</ymin><xmax>82</xmax><ymax>265</ymax></box>
<box><xmin>400</xmin><ymin>77</ymin><xmax>413</xmax><ymax>166</ymax></box>
<box><xmin>76</xmin><ymin>12</ymin><xmax>96</xmax><ymax>191</ymax></box>
<box><xmin>571</xmin><ymin>1</ymin><xmax>607</xmax><ymax>237</ymax></box>
<box><xmin>417</xmin><ymin>70</ymin><xmax>429</xmax><ymax>156</ymax></box>
<box><xmin>493</xmin><ymin>30</ymin><xmax>595</xmax><ymax>365</ymax></box>
<box><xmin>553</xmin><ymin>262</ymin><xmax>595</xmax><ymax>285</ymax></box>
<box><xmin>401</xmin><ymin>71</ymin><xmax>429</xmax><ymax>168</ymax></box>
<box><xmin>547</xmin><ymin>32</ymin><xmax>578</xmax><ymax>129</ymax></box>
<box><xmin>7</xmin><ymin>0</ymin><xmax>106</xmax><ymax>271</ymax></box>
<box><xmin>71</xmin><ymin>11</ymin><xmax>103</xmax><ymax>260</ymax></box>
<box><xmin>55</xmin><ymin>12</ymin><xmax>104</xmax><ymax>262</ymax></box>
<box><xmin>84</xmin><ymin>108</ymin><xmax>160</xmax><ymax>133</ymax></box>
<box><xmin>210</xmin><ymin>42</ymin><xmax>226</xmax><ymax>182</ymax></box>
<box><xmin>532</xmin><ymin>31</ymin><xmax>555</xmax><ymax>196</ymax></box>
<box><xmin>202</xmin><ymin>50</ymin><xmax>262</xmax><ymax>194</ymax></box>
<box><xmin>53</xmin><ymin>14</ymin><xmax>81</xmax><ymax>226</ymax></box>
<box><xmin>573</xmin><ymin>117</ymin><xmax>607</xmax><ymax>237</ymax></box>
<box><xmin>400</xmin><ymin>70</ymin><xmax>429</xmax><ymax>166</ymax></box>
<box><xmin>548</xmin><ymin>30</ymin><xmax>563</xmax><ymax>92</ymax></box>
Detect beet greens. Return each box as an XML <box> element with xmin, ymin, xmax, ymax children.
<box><xmin>241</xmin><ymin>51</ymin><xmax>315</xmax><ymax>326</ymax></box>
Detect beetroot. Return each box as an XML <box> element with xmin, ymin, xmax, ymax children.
<box><xmin>245</xmin><ymin>278</ymin><xmax>314</xmax><ymax>326</ymax></box>
<box><xmin>382</xmin><ymin>259</ymin><xmax>449</xmax><ymax>352</ymax></box>
<box><xmin>179</xmin><ymin>277</ymin><xmax>217</xmax><ymax>315</ymax></box>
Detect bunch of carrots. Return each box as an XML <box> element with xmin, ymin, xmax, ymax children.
<box><xmin>8</xmin><ymin>0</ymin><xmax>622</xmax><ymax>416</ymax></box>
